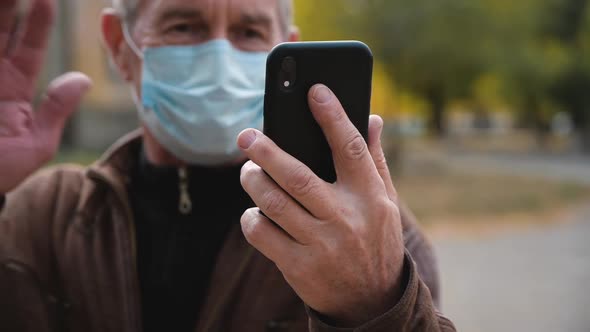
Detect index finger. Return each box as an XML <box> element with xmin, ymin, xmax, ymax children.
<box><xmin>18</xmin><ymin>0</ymin><xmax>50</xmax><ymax>49</ymax></box>
<box><xmin>307</xmin><ymin>84</ymin><xmax>384</xmax><ymax>192</ymax></box>
<box><xmin>238</xmin><ymin>129</ymin><xmax>337</xmax><ymax>220</ymax></box>
<box><xmin>0</xmin><ymin>0</ymin><xmax>20</xmax><ymax>54</ymax></box>
<box><xmin>10</xmin><ymin>0</ymin><xmax>53</xmax><ymax>77</ymax></box>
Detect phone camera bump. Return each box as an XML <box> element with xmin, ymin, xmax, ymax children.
<box><xmin>282</xmin><ymin>56</ymin><xmax>296</xmax><ymax>73</ymax></box>
<box><xmin>279</xmin><ymin>56</ymin><xmax>297</xmax><ymax>92</ymax></box>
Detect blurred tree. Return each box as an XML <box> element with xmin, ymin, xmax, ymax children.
<box><xmin>482</xmin><ymin>0</ymin><xmax>590</xmax><ymax>152</ymax></box>
<box><xmin>294</xmin><ymin>1</ymin><xmax>360</xmax><ymax>41</ymax></box>
<box><xmin>294</xmin><ymin>0</ymin><xmax>590</xmax><ymax>152</ymax></box>
<box><xmin>294</xmin><ymin>1</ymin><xmax>403</xmax><ymax>119</ymax></box>
<box><xmin>544</xmin><ymin>0</ymin><xmax>590</xmax><ymax>152</ymax></box>
<box><xmin>542</xmin><ymin>0</ymin><xmax>588</xmax><ymax>43</ymax></box>
<box><xmin>355</xmin><ymin>0</ymin><xmax>495</xmax><ymax>137</ymax></box>
<box><xmin>474</xmin><ymin>0</ymin><xmax>571</xmax><ymax>147</ymax></box>
<box><xmin>551</xmin><ymin>63</ymin><xmax>590</xmax><ymax>152</ymax></box>
<box><xmin>499</xmin><ymin>41</ymin><xmax>569</xmax><ymax>146</ymax></box>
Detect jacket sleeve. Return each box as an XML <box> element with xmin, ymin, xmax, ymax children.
<box><xmin>399</xmin><ymin>201</ymin><xmax>441</xmax><ymax>309</ymax></box>
<box><xmin>0</xmin><ymin>167</ymin><xmax>84</xmax><ymax>332</ymax></box>
<box><xmin>307</xmin><ymin>252</ymin><xmax>456</xmax><ymax>332</ymax></box>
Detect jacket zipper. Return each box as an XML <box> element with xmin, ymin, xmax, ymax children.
<box><xmin>178</xmin><ymin>167</ymin><xmax>193</xmax><ymax>215</ymax></box>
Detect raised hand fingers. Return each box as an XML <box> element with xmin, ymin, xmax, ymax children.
<box><xmin>19</xmin><ymin>0</ymin><xmax>50</xmax><ymax>48</ymax></box>
<box><xmin>238</xmin><ymin>129</ymin><xmax>336</xmax><ymax>220</ymax></box>
<box><xmin>9</xmin><ymin>0</ymin><xmax>53</xmax><ymax>77</ymax></box>
<box><xmin>35</xmin><ymin>72</ymin><xmax>91</xmax><ymax>159</ymax></box>
<box><xmin>308</xmin><ymin>84</ymin><xmax>384</xmax><ymax>193</ymax></box>
<box><xmin>1</xmin><ymin>0</ymin><xmax>20</xmax><ymax>54</ymax></box>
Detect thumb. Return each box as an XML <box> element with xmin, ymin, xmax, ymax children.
<box><xmin>368</xmin><ymin>115</ymin><xmax>398</xmax><ymax>203</ymax></box>
<box><xmin>36</xmin><ymin>72</ymin><xmax>92</xmax><ymax>138</ymax></box>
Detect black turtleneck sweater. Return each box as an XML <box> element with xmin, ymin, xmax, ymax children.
<box><xmin>127</xmin><ymin>147</ymin><xmax>252</xmax><ymax>332</ymax></box>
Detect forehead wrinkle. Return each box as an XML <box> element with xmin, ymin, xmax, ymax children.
<box><xmin>228</xmin><ymin>0</ymin><xmax>281</xmax><ymax>32</ymax></box>
<box><xmin>155</xmin><ymin>7</ymin><xmax>206</xmax><ymax>24</ymax></box>
<box><xmin>143</xmin><ymin>0</ymin><xmax>216</xmax><ymax>20</ymax></box>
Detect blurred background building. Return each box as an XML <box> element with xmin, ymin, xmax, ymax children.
<box><xmin>45</xmin><ymin>0</ymin><xmax>136</xmax><ymax>151</ymax></box>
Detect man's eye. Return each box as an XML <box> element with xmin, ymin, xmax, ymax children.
<box><xmin>169</xmin><ymin>24</ymin><xmax>192</xmax><ymax>34</ymax></box>
<box><xmin>165</xmin><ymin>22</ymin><xmax>205</xmax><ymax>36</ymax></box>
<box><xmin>240</xmin><ymin>28</ymin><xmax>264</xmax><ymax>39</ymax></box>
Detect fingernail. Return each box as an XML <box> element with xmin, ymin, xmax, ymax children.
<box><xmin>238</xmin><ymin>130</ymin><xmax>257</xmax><ymax>150</ymax></box>
<box><xmin>312</xmin><ymin>85</ymin><xmax>332</xmax><ymax>104</ymax></box>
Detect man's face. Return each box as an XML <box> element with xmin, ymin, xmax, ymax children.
<box><xmin>122</xmin><ymin>0</ymin><xmax>289</xmax><ymax>87</ymax></box>
<box><xmin>101</xmin><ymin>0</ymin><xmax>295</xmax><ymax>164</ymax></box>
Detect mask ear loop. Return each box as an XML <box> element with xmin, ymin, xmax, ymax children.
<box><xmin>119</xmin><ymin>20</ymin><xmax>146</xmax><ymax>112</ymax></box>
<box><xmin>122</xmin><ymin>21</ymin><xmax>144</xmax><ymax>60</ymax></box>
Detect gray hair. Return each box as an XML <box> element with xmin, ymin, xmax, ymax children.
<box><xmin>113</xmin><ymin>0</ymin><xmax>293</xmax><ymax>35</ymax></box>
<box><xmin>112</xmin><ymin>0</ymin><xmax>139</xmax><ymax>22</ymax></box>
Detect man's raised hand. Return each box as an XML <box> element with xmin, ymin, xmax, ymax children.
<box><xmin>0</xmin><ymin>0</ymin><xmax>91</xmax><ymax>194</ymax></box>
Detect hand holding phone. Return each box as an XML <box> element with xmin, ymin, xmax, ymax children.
<box><xmin>238</xmin><ymin>42</ymin><xmax>405</xmax><ymax>326</ymax></box>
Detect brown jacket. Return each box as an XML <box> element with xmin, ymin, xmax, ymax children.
<box><xmin>0</xmin><ymin>131</ymin><xmax>455</xmax><ymax>332</ymax></box>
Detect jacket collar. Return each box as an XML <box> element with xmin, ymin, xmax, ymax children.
<box><xmin>87</xmin><ymin>129</ymin><xmax>144</xmax><ymax>193</ymax></box>
<box><xmin>85</xmin><ymin>129</ymin><xmax>257</xmax><ymax>332</ymax></box>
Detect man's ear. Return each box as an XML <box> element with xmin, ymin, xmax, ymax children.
<box><xmin>288</xmin><ymin>26</ymin><xmax>300</xmax><ymax>42</ymax></box>
<box><xmin>101</xmin><ymin>8</ymin><xmax>134</xmax><ymax>82</ymax></box>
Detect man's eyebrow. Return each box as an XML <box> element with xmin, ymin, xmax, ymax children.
<box><xmin>239</xmin><ymin>12</ymin><xmax>273</xmax><ymax>27</ymax></box>
<box><xmin>155</xmin><ymin>7</ymin><xmax>205</xmax><ymax>24</ymax></box>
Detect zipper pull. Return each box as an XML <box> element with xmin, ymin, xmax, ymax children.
<box><xmin>178</xmin><ymin>167</ymin><xmax>192</xmax><ymax>215</ymax></box>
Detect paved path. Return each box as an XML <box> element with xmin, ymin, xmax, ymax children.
<box><xmin>434</xmin><ymin>204</ymin><xmax>590</xmax><ymax>332</ymax></box>
<box><xmin>445</xmin><ymin>152</ymin><xmax>590</xmax><ymax>185</ymax></box>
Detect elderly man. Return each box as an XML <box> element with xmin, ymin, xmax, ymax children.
<box><xmin>0</xmin><ymin>0</ymin><xmax>455</xmax><ymax>331</ymax></box>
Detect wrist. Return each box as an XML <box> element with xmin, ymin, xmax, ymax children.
<box><xmin>307</xmin><ymin>252</ymin><xmax>420</xmax><ymax>332</ymax></box>
<box><xmin>321</xmin><ymin>258</ymin><xmax>407</xmax><ymax>328</ymax></box>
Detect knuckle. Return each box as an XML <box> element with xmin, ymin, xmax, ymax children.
<box><xmin>43</xmin><ymin>90</ymin><xmax>67</xmax><ymax>112</ymax></box>
<box><xmin>253</xmin><ymin>137</ymin><xmax>273</xmax><ymax>160</ymax></box>
<box><xmin>338</xmin><ymin>220</ymin><xmax>371</xmax><ymax>254</ymax></box>
<box><xmin>283</xmin><ymin>258</ymin><xmax>306</xmax><ymax>282</ymax></box>
<box><xmin>373</xmin><ymin>197</ymin><xmax>397</xmax><ymax>225</ymax></box>
<box><xmin>342</xmin><ymin>134</ymin><xmax>367</xmax><ymax>161</ymax></box>
<box><xmin>286</xmin><ymin>165</ymin><xmax>316</xmax><ymax>197</ymax></box>
<box><xmin>240</xmin><ymin>209</ymin><xmax>262</xmax><ymax>242</ymax></box>
<box><xmin>318</xmin><ymin>236</ymin><xmax>338</xmax><ymax>257</ymax></box>
<box><xmin>262</xmin><ymin>190</ymin><xmax>288</xmax><ymax>217</ymax></box>
<box><xmin>331</xmin><ymin>106</ymin><xmax>349</xmax><ymax>123</ymax></box>
<box><xmin>373</xmin><ymin>149</ymin><xmax>388</xmax><ymax>170</ymax></box>
<box><xmin>240</xmin><ymin>162</ymin><xmax>260</xmax><ymax>188</ymax></box>
<box><xmin>346</xmin><ymin>220</ymin><xmax>368</xmax><ymax>238</ymax></box>
<box><xmin>333</xmin><ymin>207</ymin><xmax>366</xmax><ymax>237</ymax></box>
<box><xmin>336</xmin><ymin>204</ymin><xmax>355</xmax><ymax>221</ymax></box>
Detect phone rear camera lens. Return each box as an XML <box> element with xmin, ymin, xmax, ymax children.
<box><xmin>282</xmin><ymin>57</ymin><xmax>296</xmax><ymax>73</ymax></box>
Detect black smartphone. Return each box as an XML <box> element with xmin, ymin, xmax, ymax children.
<box><xmin>263</xmin><ymin>41</ymin><xmax>373</xmax><ymax>183</ymax></box>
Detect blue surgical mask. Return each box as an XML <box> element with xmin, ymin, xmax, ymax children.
<box><xmin>124</xmin><ymin>28</ymin><xmax>267</xmax><ymax>165</ymax></box>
